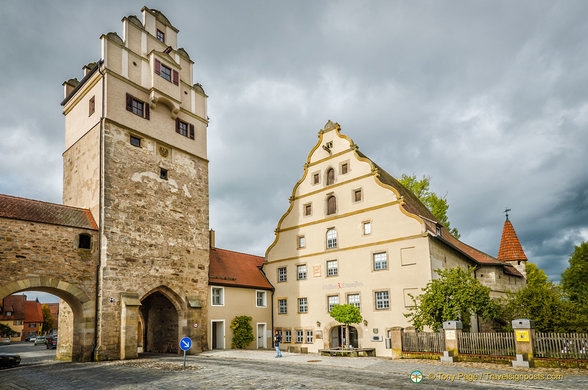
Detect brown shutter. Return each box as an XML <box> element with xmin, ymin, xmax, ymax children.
<box><xmin>126</xmin><ymin>93</ymin><xmax>132</xmax><ymax>112</ymax></box>
<box><xmin>189</xmin><ymin>124</ymin><xmax>194</xmax><ymax>139</ymax></box>
<box><xmin>176</xmin><ymin>118</ymin><xmax>180</xmax><ymax>134</ymax></box>
<box><xmin>154</xmin><ymin>59</ymin><xmax>161</xmax><ymax>75</ymax></box>
<box><xmin>327</xmin><ymin>168</ymin><xmax>335</xmax><ymax>185</ymax></box>
<box><xmin>144</xmin><ymin>102</ymin><xmax>150</xmax><ymax>119</ymax></box>
<box><xmin>327</xmin><ymin>196</ymin><xmax>336</xmax><ymax>215</ymax></box>
<box><xmin>173</xmin><ymin>70</ymin><xmax>179</xmax><ymax>85</ymax></box>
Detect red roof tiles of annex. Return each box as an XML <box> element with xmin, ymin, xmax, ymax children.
<box><xmin>497</xmin><ymin>219</ymin><xmax>528</xmax><ymax>262</ymax></box>
<box><xmin>209</xmin><ymin>248</ymin><xmax>273</xmax><ymax>290</ymax></box>
<box><xmin>24</xmin><ymin>301</ymin><xmax>43</xmax><ymax>323</ymax></box>
<box><xmin>0</xmin><ymin>295</ymin><xmax>26</xmax><ymax>320</ymax></box>
<box><xmin>0</xmin><ymin>194</ymin><xmax>97</xmax><ymax>230</ymax></box>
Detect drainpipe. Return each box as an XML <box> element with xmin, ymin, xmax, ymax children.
<box><xmin>92</xmin><ymin>60</ymin><xmax>105</xmax><ymax>361</ymax></box>
<box><xmin>270</xmin><ymin>290</ymin><xmax>274</xmax><ymax>348</ymax></box>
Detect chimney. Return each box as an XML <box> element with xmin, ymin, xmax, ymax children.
<box><xmin>209</xmin><ymin>229</ymin><xmax>215</xmax><ymax>249</ymax></box>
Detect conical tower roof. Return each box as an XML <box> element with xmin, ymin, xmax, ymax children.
<box><xmin>497</xmin><ymin>217</ymin><xmax>528</xmax><ymax>262</ymax></box>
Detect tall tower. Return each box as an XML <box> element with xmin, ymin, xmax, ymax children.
<box><xmin>497</xmin><ymin>211</ymin><xmax>528</xmax><ymax>278</ymax></box>
<box><xmin>61</xmin><ymin>7</ymin><xmax>209</xmax><ymax>360</ymax></box>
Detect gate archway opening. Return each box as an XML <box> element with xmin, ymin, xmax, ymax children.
<box><xmin>140</xmin><ymin>290</ymin><xmax>179</xmax><ymax>354</ymax></box>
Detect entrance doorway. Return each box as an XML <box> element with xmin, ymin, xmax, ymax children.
<box><xmin>330</xmin><ymin>325</ymin><xmax>358</xmax><ymax>348</ymax></box>
<box><xmin>211</xmin><ymin>320</ymin><xmax>225</xmax><ymax>349</ymax></box>
<box><xmin>256</xmin><ymin>323</ymin><xmax>266</xmax><ymax>348</ymax></box>
<box><xmin>140</xmin><ymin>291</ymin><xmax>178</xmax><ymax>353</ymax></box>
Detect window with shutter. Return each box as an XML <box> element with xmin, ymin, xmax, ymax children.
<box><xmin>189</xmin><ymin>124</ymin><xmax>194</xmax><ymax>139</ymax></box>
<box><xmin>126</xmin><ymin>93</ymin><xmax>148</xmax><ymax>119</ymax></box>
<box><xmin>173</xmin><ymin>70</ymin><xmax>179</xmax><ymax>85</ymax></box>
<box><xmin>154</xmin><ymin>59</ymin><xmax>161</xmax><ymax>75</ymax></box>
<box><xmin>327</xmin><ymin>168</ymin><xmax>335</xmax><ymax>185</ymax></box>
<box><xmin>327</xmin><ymin>195</ymin><xmax>336</xmax><ymax>215</ymax></box>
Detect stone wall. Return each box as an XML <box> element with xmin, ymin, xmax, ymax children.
<box><xmin>95</xmin><ymin>120</ymin><xmax>209</xmax><ymax>360</ymax></box>
<box><xmin>56</xmin><ymin>299</ymin><xmax>73</xmax><ymax>360</ymax></box>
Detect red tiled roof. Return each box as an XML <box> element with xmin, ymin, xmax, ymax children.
<box><xmin>0</xmin><ymin>295</ymin><xmax>26</xmax><ymax>320</ymax></box>
<box><xmin>209</xmin><ymin>248</ymin><xmax>273</xmax><ymax>290</ymax></box>
<box><xmin>0</xmin><ymin>194</ymin><xmax>97</xmax><ymax>230</ymax></box>
<box><xmin>497</xmin><ymin>219</ymin><xmax>528</xmax><ymax>262</ymax></box>
<box><xmin>24</xmin><ymin>301</ymin><xmax>43</xmax><ymax>323</ymax></box>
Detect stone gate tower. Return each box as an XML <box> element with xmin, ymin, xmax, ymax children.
<box><xmin>61</xmin><ymin>7</ymin><xmax>209</xmax><ymax>360</ymax></box>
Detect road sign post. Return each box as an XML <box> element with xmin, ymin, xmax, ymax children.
<box><xmin>179</xmin><ymin>337</ymin><xmax>192</xmax><ymax>368</ymax></box>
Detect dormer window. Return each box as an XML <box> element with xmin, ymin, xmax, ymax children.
<box><xmin>156</xmin><ymin>29</ymin><xmax>165</xmax><ymax>43</ymax></box>
<box><xmin>154</xmin><ymin>59</ymin><xmax>179</xmax><ymax>85</ymax></box>
<box><xmin>161</xmin><ymin>64</ymin><xmax>172</xmax><ymax>82</ymax></box>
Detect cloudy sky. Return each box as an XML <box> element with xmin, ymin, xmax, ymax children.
<box><xmin>1</xmin><ymin>0</ymin><xmax>587</xmax><ymax>299</ymax></box>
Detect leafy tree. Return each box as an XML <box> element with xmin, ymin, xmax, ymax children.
<box><xmin>405</xmin><ymin>267</ymin><xmax>498</xmax><ymax>331</ymax></box>
<box><xmin>230</xmin><ymin>315</ymin><xmax>254</xmax><ymax>349</ymax></box>
<box><xmin>42</xmin><ymin>304</ymin><xmax>55</xmax><ymax>334</ymax></box>
<box><xmin>497</xmin><ymin>262</ymin><xmax>587</xmax><ymax>332</ymax></box>
<box><xmin>399</xmin><ymin>174</ymin><xmax>460</xmax><ymax>238</ymax></box>
<box><xmin>0</xmin><ymin>323</ymin><xmax>14</xmax><ymax>336</ymax></box>
<box><xmin>330</xmin><ymin>304</ymin><xmax>362</xmax><ymax>349</ymax></box>
<box><xmin>561</xmin><ymin>241</ymin><xmax>588</xmax><ymax>303</ymax></box>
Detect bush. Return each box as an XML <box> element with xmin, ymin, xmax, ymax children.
<box><xmin>230</xmin><ymin>315</ymin><xmax>254</xmax><ymax>349</ymax></box>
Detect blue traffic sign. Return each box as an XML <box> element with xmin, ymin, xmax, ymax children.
<box><xmin>179</xmin><ymin>337</ymin><xmax>192</xmax><ymax>351</ymax></box>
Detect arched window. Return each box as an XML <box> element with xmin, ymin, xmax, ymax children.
<box><xmin>78</xmin><ymin>233</ymin><xmax>91</xmax><ymax>249</ymax></box>
<box><xmin>327</xmin><ymin>195</ymin><xmax>336</xmax><ymax>215</ymax></box>
<box><xmin>326</xmin><ymin>229</ymin><xmax>337</xmax><ymax>249</ymax></box>
<box><xmin>326</xmin><ymin>168</ymin><xmax>335</xmax><ymax>185</ymax></box>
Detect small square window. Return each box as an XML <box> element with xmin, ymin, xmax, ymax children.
<box><xmin>256</xmin><ymin>291</ymin><xmax>266</xmax><ymax>307</ymax></box>
<box><xmin>298</xmin><ymin>297</ymin><xmax>308</xmax><ymax>313</ymax></box>
<box><xmin>327</xmin><ymin>260</ymin><xmax>338</xmax><ymax>276</ymax></box>
<box><xmin>156</xmin><ymin>29</ymin><xmax>165</xmax><ymax>43</ymax></box>
<box><xmin>363</xmin><ymin>222</ymin><xmax>371</xmax><ymax>235</ymax></box>
<box><xmin>297</xmin><ymin>264</ymin><xmax>307</xmax><ymax>280</ymax></box>
<box><xmin>375</xmin><ymin>291</ymin><xmax>389</xmax><ymax>310</ymax></box>
<box><xmin>374</xmin><ymin>252</ymin><xmax>387</xmax><ymax>270</ymax></box>
<box><xmin>278</xmin><ymin>267</ymin><xmax>287</xmax><ymax>282</ymax></box>
<box><xmin>211</xmin><ymin>287</ymin><xmax>224</xmax><ymax>306</ymax></box>
<box><xmin>313</xmin><ymin>173</ymin><xmax>320</xmax><ymax>184</ymax></box>
<box><xmin>297</xmin><ymin>236</ymin><xmax>305</xmax><ymax>249</ymax></box>
<box><xmin>304</xmin><ymin>204</ymin><xmax>312</xmax><ymax>216</ymax></box>
<box><xmin>161</xmin><ymin>64</ymin><xmax>172</xmax><ymax>82</ymax></box>
<box><xmin>341</xmin><ymin>163</ymin><xmax>348</xmax><ymax>174</ymax></box>
<box><xmin>278</xmin><ymin>299</ymin><xmax>287</xmax><ymax>314</ymax></box>
<box><xmin>347</xmin><ymin>294</ymin><xmax>360</xmax><ymax>309</ymax></box>
<box><xmin>160</xmin><ymin>168</ymin><xmax>168</xmax><ymax>180</ymax></box>
<box><xmin>130</xmin><ymin>136</ymin><xmax>141</xmax><ymax>147</ymax></box>
<box><xmin>354</xmin><ymin>189</ymin><xmax>362</xmax><ymax>202</ymax></box>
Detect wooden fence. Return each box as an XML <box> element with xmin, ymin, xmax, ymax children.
<box><xmin>458</xmin><ymin>332</ymin><xmax>516</xmax><ymax>356</ymax></box>
<box><xmin>535</xmin><ymin>332</ymin><xmax>588</xmax><ymax>359</ymax></box>
<box><xmin>402</xmin><ymin>332</ymin><xmax>445</xmax><ymax>353</ymax></box>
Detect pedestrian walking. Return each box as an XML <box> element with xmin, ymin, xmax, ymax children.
<box><xmin>274</xmin><ymin>330</ymin><xmax>282</xmax><ymax>358</ymax></box>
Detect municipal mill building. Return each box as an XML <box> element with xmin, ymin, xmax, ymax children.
<box><xmin>0</xmin><ymin>8</ymin><xmax>528</xmax><ymax>361</ymax></box>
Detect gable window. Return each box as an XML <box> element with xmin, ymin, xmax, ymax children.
<box><xmin>363</xmin><ymin>222</ymin><xmax>371</xmax><ymax>235</ymax></box>
<box><xmin>156</xmin><ymin>29</ymin><xmax>165</xmax><ymax>43</ymax></box>
<box><xmin>130</xmin><ymin>135</ymin><xmax>141</xmax><ymax>147</ymax></box>
<box><xmin>278</xmin><ymin>298</ymin><xmax>287</xmax><ymax>314</ymax></box>
<box><xmin>89</xmin><ymin>96</ymin><xmax>95</xmax><ymax>116</ymax></box>
<box><xmin>256</xmin><ymin>291</ymin><xmax>267</xmax><ymax>307</ymax></box>
<box><xmin>341</xmin><ymin>163</ymin><xmax>348</xmax><ymax>174</ymax></box>
<box><xmin>306</xmin><ymin>330</ymin><xmax>313</xmax><ymax>343</ymax></box>
<box><xmin>296</xmin><ymin>330</ymin><xmax>304</xmax><ymax>343</ymax></box>
<box><xmin>78</xmin><ymin>234</ymin><xmax>91</xmax><ymax>249</ymax></box>
<box><xmin>126</xmin><ymin>93</ymin><xmax>149</xmax><ymax>119</ymax></box>
<box><xmin>297</xmin><ymin>236</ymin><xmax>305</xmax><ymax>249</ymax></box>
<box><xmin>375</xmin><ymin>291</ymin><xmax>390</xmax><ymax>310</ymax></box>
<box><xmin>297</xmin><ymin>265</ymin><xmax>307</xmax><ymax>280</ymax></box>
<box><xmin>278</xmin><ymin>267</ymin><xmax>287</xmax><ymax>282</ymax></box>
<box><xmin>304</xmin><ymin>203</ymin><xmax>312</xmax><ymax>216</ymax></box>
<box><xmin>326</xmin><ymin>229</ymin><xmax>337</xmax><ymax>249</ymax></box>
<box><xmin>327</xmin><ymin>168</ymin><xmax>335</xmax><ymax>185</ymax></box>
<box><xmin>284</xmin><ymin>330</ymin><xmax>292</xmax><ymax>343</ymax></box>
<box><xmin>327</xmin><ymin>195</ymin><xmax>336</xmax><ymax>215</ymax></box>
<box><xmin>313</xmin><ymin>173</ymin><xmax>320</xmax><ymax>184</ymax></box>
<box><xmin>354</xmin><ymin>189</ymin><xmax>362</xmax><ymax>202</ymax></box>
<box><xmin>327</xmin><ymin>260</ymin><xmax>338</xmax><ymax>276</ymax></box>
<box><xmin>298</xmin><ymin>297</ymin><xmax>308</xmax><ymax>313</ymax></box>
<box><xmin>328</xmin><ymin>295</ymin><xmax>339</xmax><ymax>312</ymax></box>
<box><xmin>176</xmin><ymin>118</ymin><xmax>195</xmax><ymax>139</ymax></box>
<box><xmin>373</xmin><ymin>252</ymin><xmax>388</xmax><ymax>270</ymax></box>
<box><xmin>154</xmin><ymin>59</ymin><xmax>179</xmax><ymax>85</ymax></box>
<box><xmin>211</xmin><ymin>287</ymin><xmax>224</xmax><ymax>306</ymax></box>
<box><xmin>347</xmin><ymin>294</ymin><xmax>360</xmax><ymax>309</ymax></box>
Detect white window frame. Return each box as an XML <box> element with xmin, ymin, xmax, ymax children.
<box><xmin>328</xmin><ymin>295</ymin><xmax>339</xmax><ymax>312</ymax></box>
<box><xmin>327</xmin><ymin>260</ymin><xmax>338</xmax><ymax>276</ymax></box>
<box><xmin>297</xmin><ymin>235</ymin><xmax>305</xmax><ymax>249</ymax></box>
<box><xmin>278</xmin><ymin>266</ymin><xmax>287</xmax><ymax>282</ymax></box>
<box><xmin>298</xmin><ymin>297</ymin><xmax>308</xmax><ymax>313</ymax></box>
<box><xmin>375</xmin><ymin>291</ymin><xmax>390</xmax><ymax>310</ymax></box>
<box><xmin>256</xmin><ymin>290</ymin><xmax>267</xmax><ymax>308</ymax></box>
<box><xmin>284</xmin><ymin>329</ymin><xmax>292</xmax><ymax>343</ymax></box>
<box><xmin>297</xmin><ymin>264</ymin><xmax>307</xmax><ymax>280</ymax></box>
<box><xmin>278</xmin><ymin>298</ymin><xmax>287</xmax><ymax>314</ymax></box>
<box><xmin>347</xmin><ymin>293</ymin><xmax>360</xmax><ymax>309</ymax></box>
<box><xmin>363</xmin><ymin>221</ymin><xmax>371</xmax><ymax>235</ymax></box>
<box><xmin>296</xmin><ymin>330</ymin><xmax>304</xmax><ymax>343</ymax></box>
<box><xmin>306</xmin><ymin>330</ymin><xmax>313</xmax><ymax>343</ymax></box>
<box><xmin>326</xmin><ymin>229</ymin><xmax>337</xmax><ymax>249</ymax></box>
<box><xmin>211</xmin><ymin>286</ymin><xmax>224</xmax><ymax>306</ymax></box>
<box><xmin>373</xmin><ymin>252</ymin><xmax>388</xmax><ymax>270</ymax></box>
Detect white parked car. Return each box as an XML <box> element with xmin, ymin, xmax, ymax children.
<box><xmin>0</xmin><ymin>337</ymin><xmax>10</xmax><ymax>345</ymax></box>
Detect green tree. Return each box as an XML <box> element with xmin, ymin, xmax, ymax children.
<box><xmin>561</xmin><ymin>241</ymin><xmax>588</xmax><ymax>303</ymax></box>
<box><xmin>330</xmin><ymin>304</ymin><xmax>362</xmax><ymax>349</ymax></box>
<box><xmin>230</xmin><ymin>315</ymin><xmax>254</xmax><ymax>349</ymax></box>
<box><xmin>405</xmin><ymin>267</ymin><xmax>498</xmax><ymax>331</ymax></box>
<box><xmin>399</xmin><ymin>174</ymin><xmax>460</xmax><ymax>238</ymax></box>
<box><xmin>0</xmin><ymin>323</ymin><xmax>14</xmax><ymax>336</ymax></box>
<box><xmin>42</xmin><ymin>304</ymin><xmax>55</xmax><ymax>334</ymax></box>
<box><xmin>497</xmin><ymin>262</ymin><xmax>587</xmax><ymax>332</ymax></box>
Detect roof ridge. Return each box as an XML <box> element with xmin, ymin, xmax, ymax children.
<box><xmin>0</xmin><ymin>193</ymin><xmax>92</xmax><ymax>213</ymax></box>
<box><xmin>213</xmin><ymin>247</ymin><xmax>263</xmax><ymax>259</ymax></box>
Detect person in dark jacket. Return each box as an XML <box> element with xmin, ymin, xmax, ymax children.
<box><xmin>274</xmin><ymin>330</ymin><xmax>282</xmax><ymax>358</ymax></box>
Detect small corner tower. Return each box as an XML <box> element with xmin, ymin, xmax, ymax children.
<box><xmin>61</xmin><ymin>7</ymin><xmax>209</xmax><ymax>360</ymax></box>
<box><xmin>497</xmin><ymin>210</ymin><xmax>528</xmax><ymax>278</ymax></box>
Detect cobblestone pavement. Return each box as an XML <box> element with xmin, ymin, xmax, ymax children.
<box><xmin>1</xmin><ymin>346</ymin><xmax>586</xmax><ymax>389</ymax></box>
